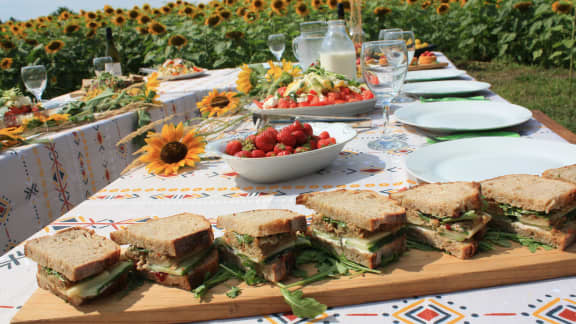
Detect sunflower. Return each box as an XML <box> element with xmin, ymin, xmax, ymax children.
<box><xmin>552</xmin><ymin>1</ymin><xmax>573</xmax><ymax>14</ymax></box>
<box><xmin>63</xmin><ymin>24</ymin><xmax>80</xmax><ymax>34</ymax></box>
<box><xmin>36</xmin><ymin>17</ymin><xmax>46</xmax><ymax>23</ymax></box>
<box><xmin>193</xmin><ymin>11</ymin><xmax>206</xmax><ymax>19</ymax></box>
<box><xmin>47</xmin><ymin>114</ymin><xmax>70</xmax><ymax>123</ymax></box>
<box><xmin>145</xmin><ymin>72</ymin><xmax>160</xmax><ymax>98</ymax></box>
<box><xmin>236</xmin><ymin>6</ymin><xmax>248</xmax><ymax>16</ymax></box>
<box><xmin>23</xmin><ymin>21</ymin><xmax>33</xmax><ymax>29</ymax></box>
<box><xmin>0</xmin><ymin>126</ymin><xmax>24</xmax><ymax>149</ymax></box>
<box><xmin>84</xmin><ymin>29</ymin><xmax>95</xmax><ymax>39</ymax></box>
<box><xmin>271</xmin><ymin>0</ymin><xmax>287</xmax><ymax>14</ymax></box>
<box><xmin>167</xmin><ymin>2</ymin><xmax>176</xmax><ymax>8</ymax></box>
<box><xmin>513</xmin><ymin>1</ymin><xmax>532</xmax><ymax>9</ymax></box>
<box><xmin>127</xmin><ymin>9</ymin><xmax>140</xmax><ymax>19</ymax></box>
<box><xmin>209</xmin><ymin>0</ymin><xmax>222</xmax><ymax>8</ymax></box>
<box><xmin>24</xmin><ymin>39</ymin><xmax>39</xmax><ymax>46</ymax></box>
<box><xmin>36</xmin><ymin>24</ymin><xmax>48</xmax><ymax>31</ymax></box>
<box><xmin>406</xmin><ymin>0</ymin><xmax>418</xmax><ymax>4</ymax></box>
<box><xmin>252</xmin><ymin>0</ymin><xmax>265</xmax><ymax>11</ymax></box>
<box><xmin>44</xmin><ymin>40</ymin><xmax>65</xmax><ymax>54</ymax></box>
<box><xmin>148</xmin><ymin>21</ymin><xmax>167</xmax><ymax>34</ymax></box>
<box><xmin>295</xmin><ymin>2</ymin><xmax>310</xmax><ymax>16</ymax></box>
<box><xmin>46</xmin><ymin>16</ymin><xmax>53</xmax><ymax>22</ymax></box>
<box><xmin>225</xmin><ymin>30</ymin><xmax>245</xmax><ymax>40</ymax></box>
<box><xmin>152</xmin><ymin>9</ymin><xmax>162</xmax><ymax>16</ymax></box>
<box><xmin>103</xmin><ymin>5</ymin><xmax>115</xmax><ymax>15</ymax></box>
<box><xmin>197</xmin><ymin>89</ymin><xmax>240</xmax><ymax>118</ymax></box>
<box><xmin>338</xmin><ymin>0</ymin><xmax>350</xmax><ymax>10</ymax></box>
<box><xmin>325</xmin><ymin>0</ymin><xmax>337</xmax><ymax>9</ymax></box>
<box><xmin>244</xmin><ymin>10</ymin><xmax>259</xmax><ymax>23</ymax></box>
<box><xmin>436</xmin><ymin>3</ymin><xmax>450</xmax><ymax>14</ymax></box>
<box><xmin>100</xmin><ymin>22</ymin><xmax>108</xmax><ymax>27</ymax></box>
<box><xmin>1</xmin><ymin>40</ymin><xmax>15</xmax><ymax>51</ymax></box>
<box><xmin>198</xmin><ymin>3</ymin><xmax>206</xmax><ymax>9</ymax></box>
<box><xmin>460</xmin><ymin>0</ymin><xmax>467</xmax><ymax>6</ymax></box>
<box><xmin>421</xmin><ymin>1</ymin><xmax>432</xmax><ymax>8</ymax></box>
<box><xmin>162</xmin><ymin>6</ymin><xmax>172</xmax><ymax>13</ymax></box>
<box><xmin>112</xmin><ymin>15</ymin><xmax>126</xmax><ymax>26</ymax></box>
<box><xmin>0</xmin><ymin>57</ymin><xmax>13</xmax><ymax>70</ymax></box>
<box><xmin>205</xmin><ymin>14</ymin><xmax>222</xmax><ymax>26</ymax></box>
<box><xmin>138</xmin><ymin>15</ymin><xmax>152</xmax><ymax>24</ymax></box>
<box><xmin>168</xmin><ymin>34</ymin><xmax>188</xmax><ymax>49</ymax></box>
<box><xmin>265</xmin><ymin>60</ymin><xmax>283</xmax><ymax>81</ymax></box>
<box><xmin>86</xmin><ymin>21</ymin><xmax>99</xmax><ymax>29</ymax></box>
<box><xmin>224</xmin><ymin>0</ymin><xmax>237</xmax><ymax>5</ymax></box>
<box><xmin>179</xmin><ymin>6</ymin><xmax>196</xmax><ymax>16</ymax></box>
<box><xmin>10</xmin><ymin>25</ymin><xmax>20</xmax><ymax>35</ymax></box>
<box><xmin>86</xmin><ymin>11</ymin><xmax>98</xmax><ymax>19</ymax></box>
<box><xmin>58</xmin><ymin>11</ymin><xmax>70</xmax><ymax>21</ymax></box>
<box><xmin>115</xmin><ymin>8</ymin><xmax>124</xmax><ymax>14</ymax></box>
<box><xmin>142</xmin><ymin>3</ymin><xmax>152</xmax><ymax>11</ymax></box>
<box><xmin>136</xmin><ymin>26</ymin><xmax>149</xmax><ymax>34</ymax></box>
<box><xmin>374</xmin><ymin>6</ymin><xmax>392</xmax><ymax>16</ymax></box>
<box><xmin>138</xmin><ymin>122</ymin><xmax>205</xmax><ymax>176</ymax></box>
<box><xmin>311</xmin><ymin>0</ymin><xmax>324</xmax><ymax>10</ymax></box>
<box><xmin>236</xmin><ymin>64</ymin><xmax>253</xmax><ymax>93</ymax></box>
<box><xmin>219</xmin><ymin>9</ymin><xmax>232</xmax><ymax>20</ymax></box>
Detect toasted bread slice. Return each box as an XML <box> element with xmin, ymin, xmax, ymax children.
<box><xmin>218</xmin><ymin>244</ymin><xmax>295</xmax><ymax>282</ymax></box>
<box><xmin>25</xmin><ymin>227</ymin><xmax>120</xmax><ymax>282</ymax></box>
<box><xmin>111</xmin><ymin>213</ymin><xmax>213</xmax><ymax>258</ymax></box>
<box><xmin>390</xmin><ymin>182</ymin><xmax>481</xmax><ymax>217</ymax></box>
<box><xmin>490</xmin><ymin>218</ymin><xmax>576</xmax><ymax>250</ymax></box>
<box><xmin>217</xmin><ymin>209</ymin><xmax>306</xmax><ymax>237</ymax></box>
<box><xmin>296</xmin><ymin>190</ymin><xmax>406</xmax><ymax>231</ymax></box>
<box><xmin>407</xmin><ymin>225</ymin><xmax>484</xmax><ymax>259</ymax></box>
<box><xmin>36</xmin><ymin>265</ymin><xmax>129</xmax><ymax>306</ymax></box>
<box><xmin>137</xmin><ymin>248</ymin><xmax>219</xmax><ymax>290</ymax></box>
<box><xmin>481</xmin><ymin>174</ymin><xmax>576</xmax><ymax>213</ymax></box>
<box><xmin>543</xmin><ymin>164</ymin><xmax>576</xmax><ymax>185</ymax></box>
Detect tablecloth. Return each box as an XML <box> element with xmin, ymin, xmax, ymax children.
<box><xmin>1</xmin><ymin>55</ymin><xmax>576</xmax><ymax>324</ymax></box>
<box><xmin>0</xmin><ymin>68</ymin><xmax>238</xmax><ymax>253</ymax></box>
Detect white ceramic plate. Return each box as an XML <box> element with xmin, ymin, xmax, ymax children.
<box><xmin>247</xmin><ymin>99</ymin><xmax>376</xmax><ymax>117</ymax></box>
<box><xmin>406</xmin><ymin>137</ymin><xmax>576</xmax><ymax>183</ymax></box>
<box><xmin>206</xmin><ymin>123</ymin><xmax>357</xmax><ymax>183</ymax></box>
<box><xmin>396</xmin><ymin>101</ymin><xmax>532</xmax><ymax>132</ymax></box>
<box><xmin>403</xmin><ymin>80</ymin><xmax>491</xmax><ymax>96</ymax></box>
<box><xmin>157</xmin><ymin>71</ymin><xmax>208</xmax><ymax>81</ymax></box>
<box><xmin>405</xmin><ymin>69</ymin><xmax>467</xmax><ymax>82</ymax></box>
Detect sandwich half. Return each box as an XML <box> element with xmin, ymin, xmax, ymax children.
<box><xmin>390</xmin><ymin>182</ymin><xmax>491</xmax><ymax>259</ymax></box>
<box><xmin>216</xmin><ymin>209</ymin><xmax>307</xmax><ymax>282</ymax></box>
<box><xmin>296</xmin><ymin>189</ymin><xmax>406</xmax><ymax>268</ymax></box>
<box><xmin>111</xmin><ymin>213</ymin><xmax>218</xmax><ymax>290</ymax></box>
<box><xmin>481</xmin><ymin>174</ymin><xmax>576</xmax><ymax>250</ymax></box>
<box><xmin>543</xmin><ymin>164</ymin><xmax>576</xmax><ymax>185</ymax></box>
<box><xmin>25</xmin><ymin>227</ymin><xmax>132</xmax><ymax>305</ymax></box>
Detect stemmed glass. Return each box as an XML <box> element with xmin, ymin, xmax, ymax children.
<box><xmin>382</xmin><ymin>30</ymin><xmax>416</xmax><ymax>103</ymax></box>
<box><xmin>378</xmin><ymin>28</ymin><xmax>402</xmax><ymax>40</ymax></box>
<box><xmin>93</xmin><ymin>56</ymin><xmax>113</xmax><ymax>75</ymax></box>
<box><xmin>268</xmin><ymin>33</ymin><xmax>286</xmax><ymax>62</ymax></box>
<box><xmin>361</xmin><ymin>40</ymin><xmax>408</xmax><ymax>151</ymax></box>
<box><xmin>21</xmin><ymin>65</ymin><xmax>47</xmax><ymax>103</ymax></box>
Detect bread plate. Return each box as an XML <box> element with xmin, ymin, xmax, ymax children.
<box><xmin>206</xmin><ymin>123</ymin><xmax>357</xmax><ymax>183</ymax></box>
<box><xmin>246</xmin><ymin>99</ymin><xmax>376</xmax><ymax>117</ymax></box>
<box><xmin>405</xmin><ymin>69</ymin><xmax>467</xmax><ymax>82</ymax></box>
<box><xmin>403</xmin><ymin>80</ymin><xmax>490</xmax><ymax>96</ymax></box>
<box><xmin>406</xmin><ymin>137</ymin><xmax>576</xmax><ymax>183</ymax></box>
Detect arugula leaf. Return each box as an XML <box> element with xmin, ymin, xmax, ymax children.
<box><xmin>321</xmin><ymin>216</ymin><xmax>347</xmax><ymax>229</ymax></box>
<box><xmin>193</xmin><ymin>268</ymin><xmax>237</xmax><ymax>299</ymax></box>
<box><xmin>233</xmin><ymin>232</ymin><xmax>254</xmax><ymax>245</ymax></box>
<box><xmin>498</xmin><ymin>203</ymin><xmax>548</xmax><ymax>218</ymax></box>
<box><xmin>226</xmin><ymin>286</ymin><xmax>242</xmax><ymax>299</ymax></box>
<box><xmin>43</xmin><ymin>266</ymin><xmax>67</xmax><ymax>282</ymax></box>
<box><xmin>406</xmin><ymin>239</ymin><xmax>441</xmax><ymax>251</ymax></box>
<box><xmin>480</xmin><ymin>230</ymin><xmax>552</xmax><ymax>253</ymax></box>
<box><xmin>280</xmin><ymin>288</ymin><xmax>327</xmax><ymax>319</ymax></box>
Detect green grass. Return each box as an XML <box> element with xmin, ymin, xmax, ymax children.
<box><xmin>454</xmin><ymin>61</ymin><xmax>576</xmax><ymax>133</ymax></box>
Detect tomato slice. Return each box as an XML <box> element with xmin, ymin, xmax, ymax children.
<box><xmin>309</xmin><ymin>96</ymin><xmax>320</xmax><ymax>106</ymax></box>
<box><xmin>278</xmin><ymin>98</ymin><xmax>290</xmax><ymax>109</ymax></box>
<box><xmin>253</xmin><ymin>100</ymin><xmax>264</xmax><ymax>109</ymax></box>
<box><xmin>278</xmin><ymin>87</ymin><xmax>287</xmax><ymax>97</ymax></box>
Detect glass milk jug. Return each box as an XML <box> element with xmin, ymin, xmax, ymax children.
<box><xmin>319</xmin><ymin>20</ymin><xmax>357</xmax><ymax>80</ymax></box>
<box><xmin>292</xmin><ymin>21</ymin><xmax>327</xmax><ymax>71</ymax></box>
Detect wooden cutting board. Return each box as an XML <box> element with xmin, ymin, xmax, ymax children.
<box><xmin>12</xmin><ymin>243</ymin><xmax>576</xmax><ymax>323</ymax></box>
<box><xmin>408</xmin><ymin>62</ymin><xmax>449</xmax><ymax>71</ymax></box>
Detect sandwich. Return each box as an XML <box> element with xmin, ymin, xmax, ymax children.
<box><xmin>216</xmin><ymin>209</ymin><xmax>307</xmax><ymax>282</ymax></box>
<box><xmin>110</xmin><ymin>213</ymin><xmax>218</xmax><ymax>290</ymax></box>
<box><xmin>543</xmin><ymin>164</ymin><xmax>576</xmax><ymax>184</ymax></box>
<box><xmin>296</xmin><ymin>189</ymin><xmax>406</xmax><ymax>269</ymax></box>
<box><xmin>390</xmin><ymin>182</ymin><xmax>491</xmax><ymax>259</ymax></box>
<box><xmin>481</xmin><ymin>174</ymin><xmax>576</xmax><ymax>250</ymax></box>
<box><xmin>24</xmin><ymin>227</ymin><xmax>132</xmax><ymax>306</ymax></box>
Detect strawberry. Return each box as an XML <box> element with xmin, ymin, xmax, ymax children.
<box><xmin>319</xmin><ymin>131</ymin><xmax>330</xmax><ymax>140</ymax></box>
<box><xmin>318</xmin><ymin>139</ymin><xmax>333</xmax><ymax>148</ymax></box>
<box><xmin>225</xmin><ymin>140</ymin><xmax>243</xmax><ymax>156</ymax></box>
<box><xmin>246</xmin><ymin>134</ymin><xmax>256</xmax><ymax>143</ymax></box>
<box><xmin>265</xmin><ymin>151</ymin><xmax>277</xmax><ymax>157</ymax></box>
<box><xmin>234</xmin><ymin>150</ymin><xmax>251</xmax><ymax>158</ymax></box>
<box><xmin>302</xmin><ymin>123</ymin><xmax>313</xmax><ymax>136</ymax></box>
<box><xmin>294</xmin><ymin>147</ymin><xmax>310</xmax><ymax>154</ymax></box>
<box><xmin>262</xmin><ymin>126</ymin><xmax>278</xmax><ymax>139</ymax></box>
<box><xmin>329</xmin><ymin>137</ymin><xmax>337</xmax><ymax>144</ymax></box>
<box><xmin>289</xmin><ymin>120</ymin><xmax>304</xmax><ymax>132</ymax></box>
<box><xmin>251</xmin><ymin>149</ymin><xmax>266</xmax><ymax>158</ymax></box>
<box><xmin>291</xmin><ymin>130</ymin><xmax>308</xmax><ymax>145</ymax></box>
<box><xmin>274</xmin><ymin>143</ymin><xmax>293</xmax><ymax>154</ymax></box>
<box><xmin>254</xmin><ymin>132</ymin><xmax>276</xmax><ymax>152</ymax></box>
<box><xmin>309</xmin><ymin>139</ymin><xmax>318</xmax><ymax>150</ymax></box>
<box><xmin>277</xmin><ymin>129</ymin><xmax>296</xmax><ymax>147</ymax></box>
<box><xmin>277</xmin><ymin>151</ymin><xmax>291</xmax><ymax>156</ymax></box>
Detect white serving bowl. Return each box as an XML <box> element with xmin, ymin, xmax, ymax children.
<box><xmin>206</xmin><ymin>123</ymin><xmax>357</xmax><ymax>183</ymax></box>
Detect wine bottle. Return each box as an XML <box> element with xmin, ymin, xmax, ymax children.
<box><xmin>337</xmin><ymin>2</ymin><xmax>345</xmax><ymax>20</ymax></box>
<box><xmin>105</xmin><ymin>28</ymin><xmax>121</xmax><ymax>63</ymax></box>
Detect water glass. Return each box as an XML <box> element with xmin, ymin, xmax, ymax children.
<box><xmin>382</xmin><ymin>30</ymin><xmax>416</xmax><ymax>103</ymax></box>
<box><xmin>268</xmin><ymin>34</ymin><xmax>286</xmax><ymax>62</ymax></box>
<box><xmin>378</xmin><ymin>28</ymin><xmax>402</xmax><ymax>40</ymax></box>
<box><xmin>361</xmin><ymin>40</ymin><xmax>408</xmax><ymax>151</ymax></box>
<box><xmin>21</xmin><ymin>65</ymin><xmax>47</xmax><ymax>103</ymax></box>
<box><xmin>292</xmin><ymin>21</ymin><xmax>327</xmax><ymax>70</ymax></box>
<box><xmin>93</xmin><ymin>56</ymin><xmax>113</xmax><ymax>75</ymax></box>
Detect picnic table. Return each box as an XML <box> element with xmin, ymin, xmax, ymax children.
<box><xmin>1</xmin><ymin>54</ymin><xmax>576</xmax><ymax>324</ymax></box>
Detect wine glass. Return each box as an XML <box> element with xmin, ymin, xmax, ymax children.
<box><xmin>361</xmin><ymin>40</ymin><xmax>408</xmax><ymax>151</ymax></box>
<box><xmin>268</xmin><ymin>33</ymin><xmax>286</xmax><ymax>62</ymax></box>
<box><xmin>93</xmin><ymin>56</ymin><xmax>113</xmax><ymax>75</ymax></box>
<box><xmin>21</xmin><ymin>65</ymin><xmax>47</xmax><ymax>103</ymax></box>
<box><xmin>382</xmin><ymin>30</ymin><xmax>416</xmax><ymax>103</ymax></box>
<box><xmin>378</xmin><ymin>28</ymin><xmax>402</xmax><ymax>40</ymax></box>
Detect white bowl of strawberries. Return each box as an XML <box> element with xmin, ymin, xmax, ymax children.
<box><xmin>206</xmin><ymin>121</ymin><xmax>357</xmax><ymax>183</ymax></box>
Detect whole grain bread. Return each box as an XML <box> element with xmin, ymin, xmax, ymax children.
<box><xmin>138</xmin><ymin>248</ymin><xmax>219</xmax><ymax>290</ymax></box>
<box><xmin>216</xmin><ymin>209</ymin><xmax>306</xmax><ymax>237</ymax></box>
<box><xmin>543</xmin><ymin>164</ymin><xmax>576</xmax><ymax>185</ymax></box>
<box><xmin>36</xmin><ymin>266</ymin><xmax>129</xmax><ymax>306</ymax></box>
<box><xmin>481</xmin><ymin>174</ymin><xmax>576</xmax><ymax>213</ymax></box>
<box><xmin>390</xmin><ymin>182</ymin><xmax>481</xmax><ymax>217</ymax></box>
<box><xmin>110</xmin><ymin>213</ymin><xmax>213</xmax><ymax>258</ymax></box>
<box><xmin>490</xmin><ymin>218</ymin><xmax>576</xmax><ymax>250</ymax></box>
<box><xmin>407</xmin><ymin>225</ymin><xmax>481</xmax><ymax>259</ymax></box>
<box><xmin>296</xmin><ymin>190</ymin><xmax>406</xmax><ymax>231</ymax></box>
<box><xmin>25</xmin><ymin>227</ymin><xmax>120</xmax><ymax>282</ymax></box>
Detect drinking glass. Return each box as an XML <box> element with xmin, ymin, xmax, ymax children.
<box><xmin>378</xmin><ymin>28</ymin><xmax>402</xmax><ymax>40</ymax></box>
<box><xmin>268</xmin><ymin>33</ymin><xmax>286</xmax><ymax>62</ymax></box>
<box><xmin>382</xmin><ymin>30</ymin><xmax>416</xmax><ymax>103</ymax></box>
<box><xmin>21</xmin><ymin>65</ymin><xmax>47</xmax><ymax>103</ymax></box>
<box><xmin>361</xmin><ymin>40</ymin><xmax>408</xmax><ymax>151</ymax></box>
<box><xmin>93</xmin><ymin>56</ymin><xmax>113</xmax><ymax>75</ymax></box>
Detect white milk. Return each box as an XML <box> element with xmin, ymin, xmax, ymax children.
<box><xmin>320</xmin><ymin>51</ymin><xmax>356</xmax><ymax>80</ymax></box>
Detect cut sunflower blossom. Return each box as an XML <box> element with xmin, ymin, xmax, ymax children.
<box><xmin>196</xmin><ymin>89</ymin><xmax>240</xmax><ymax>117</ymax></box>
<box><xmin>235</xmin><ymin>59</ymin><xmax>302</xmax><ymax>99</ymax></box>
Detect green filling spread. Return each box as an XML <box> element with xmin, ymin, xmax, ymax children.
<box><xmin>64</xmin><ymin>261</ymin><xmax>133</xmax><ymax>298</ymax></box>
<box><xmin>146</xmin><ymin>246</ymin><xmax>214</xmax><ymax>276</ymax></box>
<box><xmin>233</xmin><ymin>232</ymin><xmax>254</xmax><ymax>245</ymax></box>
<box><xmin>322</xmin><ymin>216</ymin><xmax>347</xmax><ymax>229</ymax></box>
<box><xmin>368</xmin><ymin>228</ymin><xmax>406</xmax><ymax>252</ymax></box>
<box><xmin>417</xmin><ymin>210</ymin><xmax>479</xmax><ymax>224</ymax></box>
<box><xmin>498</xmin><ymin>203</ymin><xmax>548</xmax><ymax>218</ymax></box>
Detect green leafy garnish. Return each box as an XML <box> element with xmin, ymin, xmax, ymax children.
<box><xmin>407</xmin><ymin>239</ymin><xmax>441</xmax><ymax>251</ymax></box>
<box><xmin>280</xmin><ymin>288</ymin><xmax>327</xmax><ymax>319</ymax></box>
<box><xmin>193</xmin><ymin>268</ymin><xmax>237</xmax><ymax>299</ymax></box>
<box><xmin>481</xmin><ymin>230</ymin><xmax>553</xmax><ymax>253</ymax></box>
<box><xmin>43</xmin><ymin>266</ymin><xmax>67</xmax><ymax>282</ymax></box>
<box><xmin>233</xmin><ymin>232</ymin><xmax>255</xmax><ymax>245</ymax></box>
<box><xmin>226</xmin><ymin>286</ymin><xmax>242</xmax><ymax>299</ymax></box>
<box><xmin>498</xmin><ymin>203</ymin><xmax>548</xmax><ymax>218</ymax></box>
<box><xmin>322</xmin><ymin>216</ymin><xmax>347</xmax><ymax>229</ymax></box>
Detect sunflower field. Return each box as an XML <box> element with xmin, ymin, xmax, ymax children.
<box><xmin>0</xmin><ymin>0</ymin><xmax>574</xmax><ymax>97</ymax></box>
